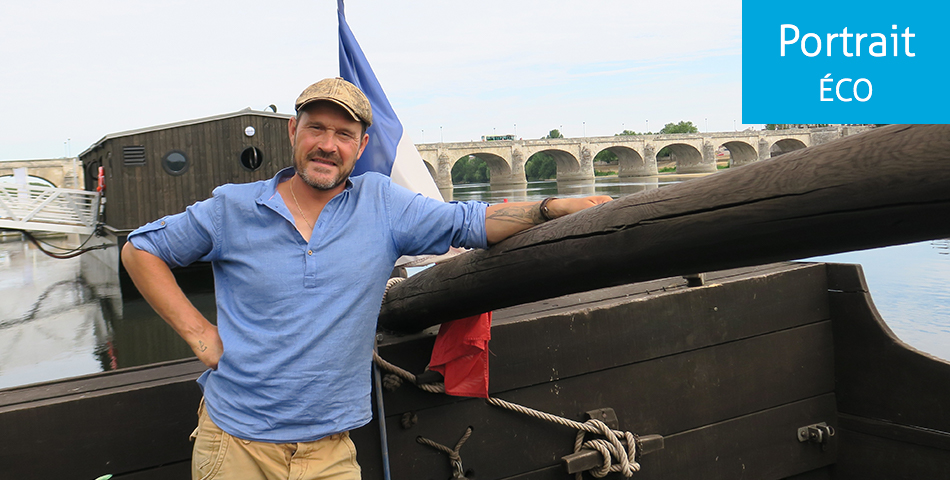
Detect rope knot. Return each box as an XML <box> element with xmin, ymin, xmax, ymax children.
<box><xmin>574</xmin><ymin>419</ymin><xmax>640</xmax><ymax>479</ymax></box>
<box><xmin>417</xmin><ymin>426</ymin><xmax>474</xmax><ymax>479</ymax></box>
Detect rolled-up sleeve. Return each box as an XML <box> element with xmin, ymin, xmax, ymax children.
<box><xmin>127</xmin><ymin>192</ymin><xmax>221</xmax><ymax>268</ymax></box>
<box><xmin>386</xmin><ymin>181</ymin><xmax>488</xmax><ymax>255</ymax></box>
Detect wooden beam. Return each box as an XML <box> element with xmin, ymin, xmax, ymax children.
<box><xmin>380</xmin><ymin>124</ymin><xmax>950</xmax><ymax>331</ymax></box>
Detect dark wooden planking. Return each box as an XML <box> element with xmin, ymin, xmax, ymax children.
<box><xmin>784</xmin><ymin>466</ymin><xmax>834</xmax><ymax>480</ymax></box>
<box><xmin>370</xmin><ymin>323</ymin><xmax>835</xmax><ymax>480</ymax></box>
<box><xmin>110</xmin><ymin>461</ymin><xmax>190</xmax><ymax>480</ymax></box>
<box><xmin>82</xmin><ymin>113</ymin><xmax>292</xmax><ymax>229</ymax></box>
<box><xmin>826</xmin><ymin>264</ymin><xmax>950</xmax><ymax>434</ymax></box>
<box><xmin>824</xmin><ymin>262</ymin><xmax>869</xmax><ymax>293</ymax></box>
<box><xmin>632</xmin><ymin>394</ymin><xmax>838</xmax><ymax>480</ymax></box>
<box><xmin>834</xmin><ymin>427</ymin><xmax>950</xmax><ymax>480</ymax></box>
<box><xmin>838</xmin><ymin>414</ymin><xmax>950</xmax><ymax>452</ymax></box>
<box><xmin>380</xmin><ymin>124</ymin><xmax>950</xmax><ymax>332</ymax></box>
<box><xmin>0</xmin><ymin>357</ymin><xmax>205</xmax><ymax>409</ymax></box>
<box><xmin>474</xmin><ymin>396</ymin><xmax>837</xmax><ymax>480</ymax></box>
<box><xmin>377</xmin><ymin>263</ymin><xmax>829</xmax><ymax>415</ymax></box>
<box><xmin>0</xmin><ymin>378</ymin><xmax>201</xmax><ymax>480</ymax></box>
<box><xmin>486</xmin><ymin>262</ymin><xmax>810</xmax><ymax>321</ymax></box>
<box><xmin>488</xmin><ymin>263</ymin><xmax>828</xmax><ymax>392</ymax></box>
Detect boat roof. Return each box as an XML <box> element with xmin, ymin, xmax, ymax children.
<box><xmin>79</xmin><ymin>108</ymin><xmax>293</xmax><ymax>158</ymax></box>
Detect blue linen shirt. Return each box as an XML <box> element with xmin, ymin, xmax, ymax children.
<box><xmin>128</xmin><ymin>167</ymin><xmax>487</xmax><ymax>442</ymax></box>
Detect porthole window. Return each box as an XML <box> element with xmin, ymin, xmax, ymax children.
<box><xmin>241</xmin><ymin>147</ymin><xmax>264</xmax><ymax>171</ymax></box>
<box><xmin>162</xmin><ymin>150</ymin><xmax>189</xmax><ymax>175</ymax></box>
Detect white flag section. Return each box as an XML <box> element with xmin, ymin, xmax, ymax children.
<box><xmin>337</xmin><ymin>0</ymin><xmax>443</xmax><ymax>201</ymax></box>
<box><xmin>391</xmin><ymin>130</ymin><xmax>442</xmax><ymax>201</ymax></box>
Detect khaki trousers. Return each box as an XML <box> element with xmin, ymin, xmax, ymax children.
<box><xmin>191</xmin><ymin>401</ymin><xmax>362</xmax><ymax>480</ymax></box>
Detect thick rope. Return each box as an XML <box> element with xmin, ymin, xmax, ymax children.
<box><xmin>384</xmin><ymin>276</ymin><xmax>405</xmax><ymax>297</ymax></box>
<box><xmin>416</xmin><ymin>427</ymin><xmax>474</xmax><ymax>479</ymax></box>
<box><xmin>486</xmin><ymin>397</ymin><xmax>640</xmax><ymax>478</ymax></box>
<box><xmin>378</xmin><ymin>276</ymin><xmax>445</xmax><ymax>393</ymax></box>
<box><xmin>372</xmin><ymin>351</ymin><xmax>445</xmax><ymax>394</ymax></box>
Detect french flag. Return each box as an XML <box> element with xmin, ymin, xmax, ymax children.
<box><xmin>337</xmin><ymin>0</ymin><xmax>443</xmax><ymax>201</ymax></box>
<box><xmin>339</xmin><ymin>1</ymin><xmax>491</xmax><ymax>399</ymax></box>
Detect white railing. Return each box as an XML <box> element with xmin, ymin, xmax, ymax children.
<box><xmin>0</xmin><ymin>184</ymin><xmax>100</xmax><ymax>235</ymax></box>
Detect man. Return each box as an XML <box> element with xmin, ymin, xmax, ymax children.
<box><xmin>121</xmin><ymin>77</ymin><xmax>611</xmax><ymax>480</ymax></box>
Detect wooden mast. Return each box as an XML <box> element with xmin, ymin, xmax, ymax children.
<box><xmin>380</xmin><ymin>124</ymin><xmax>950</xmax><ymax>332</ymax></box>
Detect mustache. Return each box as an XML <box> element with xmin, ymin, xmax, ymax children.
<box><xmin>308</xmin><ymin>149</ymin><xmax>341</xmax><ymax>165</ymax></box>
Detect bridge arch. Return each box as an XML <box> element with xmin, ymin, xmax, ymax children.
<box><xmin>422</xmin><ymin>159</ymin><xmax>437</xmax><ymax>179</ymax></box>
<box><xmin>472</xmin><ymin>152</ymin><xmax>511</xmax><ymax>180</ymax></box>
<box><xmin>600</xmin><ymin>146</ymin><xmax>647</xmax><ymax>177</ymax></box>
<box><xmin>449</xmin><ymin>153</ymin><xmax>511</xmax><ymax>185</ymax></box>
<box><xmin>0</xmin><ymin>174</ymin><xmax>56</xmax><ymax>188</ymax></box>
<box><xmin>657</xmin><ymin>143</ymin><xmax>704</xmax><ymax>173</ymax></box>
<box><xmin>770</xmin><ymin>138</ymin><xmax>807</xmax><ymax>157</ymax></box>
<box><xmin>530</xmin><ymin>149</ymin><xmax>580</xmax><ymax>179</ymax></box>
<box><xmin>719</xmin><ymin>140</ymin><xmax>758</xmax><ymax>167</ymax></box>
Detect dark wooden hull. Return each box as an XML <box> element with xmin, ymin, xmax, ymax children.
<box><xmin>2</xmin><ymin>262</ymin><xmax>948</xmax><ymax>479</ymax></box>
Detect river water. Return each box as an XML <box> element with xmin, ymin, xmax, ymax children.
<box><xmin>1</xmin><ymin>176</ymin><xmax>948</xmax><ymax>390</ymax></box>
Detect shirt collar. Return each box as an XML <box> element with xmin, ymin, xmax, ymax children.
<box><xmin>257</xmin><ymin>166</ymin><xmax>355</xmax><ymax>208</ymax></box>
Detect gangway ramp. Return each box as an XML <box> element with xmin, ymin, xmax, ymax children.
<box><xmin>0</xmin><ymin>184</ymin><xmax>100</xmax><ymax>235</ymax></box>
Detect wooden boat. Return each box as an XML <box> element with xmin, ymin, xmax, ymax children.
<box><xmin>1</xmin><ymin>125</ymin><xmax>949</xmax><ymax>479</ymax></box>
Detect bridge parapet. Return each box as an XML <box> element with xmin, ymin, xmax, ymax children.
<box><xmin>416</xmin><ymin>126</ymin><xmax>871</xmax><ymax>188</ymax></box>
<box><xmin>0</xmin><ymin>158</ymin><xmax>83</xmax><ymax>189</ymax></box>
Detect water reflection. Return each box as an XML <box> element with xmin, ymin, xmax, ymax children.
<box><xmin>808</xmin><ymin>240</ymin><xmax>950</xmax><ymax>360</ymax></box>
<box><xmin>450</xmin><ymin>175</ymin><xmax>678</xmax><ymax>204</ymax></box>
<box><xmin>0</xmin><ymin>236</ymin><xmax>203</xmax><ymax>389</ymax></box>
<box><xmin>0</xmin><ymin>238</ymin><xmax>115</xmax><ymax>389</ymax></box>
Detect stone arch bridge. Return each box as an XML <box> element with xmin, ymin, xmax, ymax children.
<box><xmin>418</xmin><ymin>126</ymin><xmax>872</xmax><ymax>189</ymax></box>
<box><xmin>0</xmin><ymin>158</ymin><xmax>83</xmax><ymax>188</ymax></box>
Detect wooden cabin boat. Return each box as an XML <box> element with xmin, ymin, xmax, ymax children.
<box><xmin>2</xmin><ymin>125</ymin><xmax>949</xmax><ymax>479</ymax></box>
<box><xmin>78</xmin><ymin>108</ymin><xmax>292</xmax><ymax>231</ymax></box>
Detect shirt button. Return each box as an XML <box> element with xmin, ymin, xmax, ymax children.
<box><xmin>160</xmin><ymin>221</ymin><xmax>165</xmax><ymax>226</ymax></box>
<box><xmin>307</xmin><ymin>250</ymin><xmax>313</xmax><ymax>256</ymax></box>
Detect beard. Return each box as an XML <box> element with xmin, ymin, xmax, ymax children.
<box><xmin>295</xmin><ymin>150</ymin><xmax>356</xmax><ymax>191</ymax></box>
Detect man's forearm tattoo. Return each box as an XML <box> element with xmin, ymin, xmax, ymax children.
<box><xmin>486</xmin><ymin>204</ymin><xmax>545</xmax><ymax>225</ymax></box>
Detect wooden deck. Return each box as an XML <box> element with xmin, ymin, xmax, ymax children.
<box><xmin>2</xmin><ymin>262</ymin><xmax>948</xmax><ymax>479</ymax></box>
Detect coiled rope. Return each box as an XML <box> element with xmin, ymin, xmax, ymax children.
<box><xmin>485</xmin><ymin>397</ymin><xmax>640</xmax><ymax>478</ymax></box>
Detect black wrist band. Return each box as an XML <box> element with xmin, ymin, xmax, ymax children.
<box><xmin>539</xmin><ymin>197</ymin><xmax>557</xmax><ymax>221</ymax></box>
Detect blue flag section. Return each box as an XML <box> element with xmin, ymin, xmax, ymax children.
<box><xmin>337</xmin><ymin>0</ymin><xmax>443</xmax><ymax>200</ymax></box>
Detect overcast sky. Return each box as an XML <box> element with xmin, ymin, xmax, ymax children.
<box><xmin>0</xmin><ymin>0</ymin><xmax>747</xmax><ymax>161</ymax></box>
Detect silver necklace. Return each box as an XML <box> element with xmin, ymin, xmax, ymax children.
<box><xmin>290</xmin><ymin>175</ymin><xmax>314</xmax><ymax>232</ymax></box>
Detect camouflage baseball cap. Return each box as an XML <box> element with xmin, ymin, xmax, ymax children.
<box><xmin>294</xmin><ymin>77</ymin><xmax>373</xmax><ymax>127</ymax></box>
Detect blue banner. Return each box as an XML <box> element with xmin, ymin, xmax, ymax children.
<box><xmin>742</xmin><ymin>0</ymin><xmax>949</xmax><ymax>124</ymax></box>
<box><xmin>337</xmin><ymin>0</ymin><xmax>402</xmax><ymax>177</ymax></box>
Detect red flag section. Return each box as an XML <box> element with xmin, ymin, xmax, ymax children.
<box><xmin>428</xmin><ymin>312</ymin><xmax>492</xmax><ymax>398</ymax></box>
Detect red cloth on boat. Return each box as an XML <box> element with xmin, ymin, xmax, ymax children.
<box><xmin>429</xmin><ymin>312</ymin><xmax>492</xmax><ymax>398</ymax></box>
